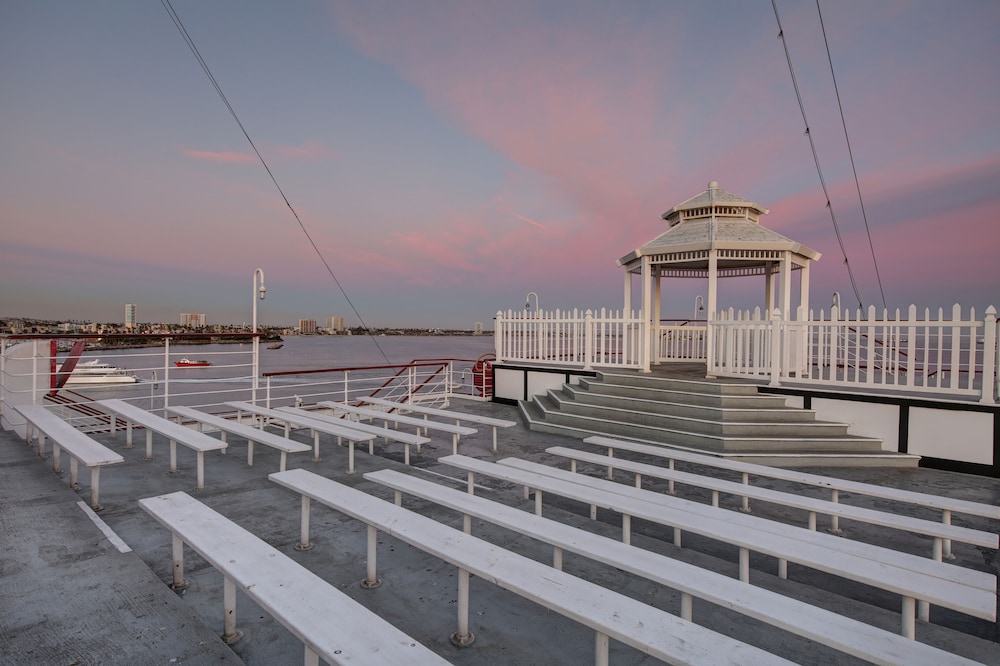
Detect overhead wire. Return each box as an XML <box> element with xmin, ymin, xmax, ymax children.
<box><xmin>160</xmin><ymin>0</ymin><xmax>391</xmax><ymax>363</ymax></box>
<box><xmin>771</xmin><ymin>0</ymin><xmax>865</xmax><ymax>310</ymax></box>
<box><xmin>815</xmin><ymin>0</ymin><xmax>888</xmax><ymax>311</ymax></box>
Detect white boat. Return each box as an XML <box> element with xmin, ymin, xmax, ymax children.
<box><xmin>65</xmin><ymin>358</ymin><xmax>138</xmax><ymax>385</ymax></box>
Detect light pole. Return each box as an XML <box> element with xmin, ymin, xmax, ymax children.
<box><xmin>525</xmin><ymin>291</ymin><xmax>539</xmax><ymax>314</ymax></box>
<box><xmin>252</xmin><ymin>269</ymin><xmax>266</xmax><ymax>402</ymax></box>
<box><xmin>694</xmin><ymin>295</ymin><xmax>705</xmax><ymax>323</ymax></box>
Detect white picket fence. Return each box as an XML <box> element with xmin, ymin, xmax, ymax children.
<box><xmin>494</xmin><ymin>309</ymin><xmax>647</xmax><ymax>370</ymax></box>
<box><xmin>709</xmin><ymin>304</ymin><xmax>999</xmax><ymax>404</ymax></box>
<box><xmin>494</xmin><ymin>304</ymin><xmax>999</xmax><ymax>403</ymax></box>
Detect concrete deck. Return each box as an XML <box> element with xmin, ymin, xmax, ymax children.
<box><xmin>2</xmin><ymin>398</ymin><xmax>998</xmax><ymax>665</ymax></box>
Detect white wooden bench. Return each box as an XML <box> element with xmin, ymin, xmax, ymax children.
<box><xmin>439</xmin><ymin>454</ymin><xmax>996</xmax><ymax>640</ymax></box>
<box><xmin>277</xmin><ymin>406</ymin><xmax>430</xmax><ymax>466</ymax></box>
<box><xmin>226</xmin><ymin>401</ymin><xmax>376</xmax><ymax>473</ymax></box>
<box><xmin>364</xmin><ymin>468</ymin><xmax>984</xmax><ymax>666</ymax></box>
<box><xmin>166</xmin><ymin>406</ymin><xmax>311</xmax><ymax>472</ymax></box>
<box><xmin>585</xmin><ymin>434</ymin><xmax>1000</xmax><ymax>558</ymax></box>
<box><xmin>547</xmin><ymin>445</ymin><xmax>998</xmax><ymax>560</ymax></box>
<box><xmin>15</xmin><ymin>404</ymin><xmax>124</xmax><ymax>511</ymax></box>
<box><xmin>268</xmin><ymin>467</ymin><xmax>794</xmax><ymax>665</ymax></box>
<box><xmin>97</xmin><ymin>399</ymin><xmax>227</xmax><ymax>490</ymax></box>
<box><xmin>139</xmin><ymin>490</ymin><xmax>448</xmax><ymax>666</ymax></box>
<box><xmin>358</xmin><ymin>396</ymin><xmax>517</xmax><ymax>452</ymax></box>
<box><xmin>317</xmin><ymin>400</ymin><xmax>477</xmax><ymax>455</ymax></box>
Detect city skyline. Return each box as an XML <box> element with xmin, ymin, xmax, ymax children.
<box><xmin>2</xmin><ymin>2</ymin><xmax>998</xmax><ymax>328</ymax></box>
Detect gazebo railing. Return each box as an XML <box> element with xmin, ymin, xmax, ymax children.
<box><xmin>708</xmin><ymin>304</ymin><xmax>999</xmax><ymax>404</ymax></box>
<box><xmin>494</xmin><ymin>308</ymin><xmax>647</xmax><ymax>370</ymax></box>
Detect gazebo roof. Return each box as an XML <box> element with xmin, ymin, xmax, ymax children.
<box><xmin>618</xmin><ymin>181</ymin><xmax>820</xmax><ymax>277</ymax></box>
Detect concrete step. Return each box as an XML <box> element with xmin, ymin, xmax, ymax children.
<box><xmin>596</xmin><ymin>371</ymin><xmax>762</xmax><ymax>395</ymax></box>
<box><xmin>548</xmin><ymin>391</ymin><xmax>851</xmax><ymax>437</ymax></box>
<box><xmin>529</xmin><ymin>394</ymin><xmax>883</xmax><ymax>453</ymax></box>
<box><xmin>562</xmin><ymin>384</ymin><xmax>819</xmax><ymax>423</ymax></box>
<box><xmin>578</xmin><ymin>378</ymin><xmax>792</xmax><ymax>410</ymax></box>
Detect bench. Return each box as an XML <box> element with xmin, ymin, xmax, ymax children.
<box><xmin>364</xmin><ymin>468</ymin><xmax>983</xmax><ymax>666</ymax></box>
<box><xmin>585</xmin><ymin>434</ymin><xmax>1000</xmax><ymax>558</ymax></box>
<box><xmin>317</xmin><ymin>400</ymin><xmax>477</xmax><ymax>455</ymax></box>
<box><xmin>547</xmin><ymin>445</ymin><xmax>998</xmax><ymax>560</ymax></box>
<box><xmin>439</xmin><ymin>454</ymin><xmax>996</xmax><ymax>640</ymax></box>
<box><xmin>97</xmin><ymin>399</ymin><xmax>227</xmax><ymax>490</ymax></box>
<box><xmin>15</xmin><ymin>404</ymin><xmax>124</xmax><ymax>511</ymax></box>
<box><xmin>226</xmin><ymin>401</ymin><xmax>376</xmax><ymax>473</ymax></box>
<box><xmin>268</xmin><ymin>467</ymin><xmax>793</xmax><ymax>665</ymax></box>
<box><xmin>166</xmin><ymin>406</ymin><xmax>311</xmax><ymax>472</ymax></box>
<box><xmin>277</xmin><ymin>406</ymin><xmax>430</xmax><ymax>466</ymax></box>
<box><xmin>138</xmin><ymin>490</ymin><xmax>448</xmax><ymax>665</ymax></box>
<box><xmin>358</xmin><ymin>396</ymin><xmax>517</xmax><ymax>452</ymax></box>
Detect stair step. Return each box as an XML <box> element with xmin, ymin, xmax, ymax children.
<box><xmin>579</xmin><ymin>378</ymin><xmax>791</xmax><ymax>409</ymax></box>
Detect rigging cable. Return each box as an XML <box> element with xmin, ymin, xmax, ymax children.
<box><xmin>815</xmin><ymin>0</ymin><xmax>888</xmax><ymax>311</ymax></box>
<box><xmin>160</xmin><ymin>0</ymin><xmax>391</xmax><ymax>363</ymax></box>
<box><xmin>771</xmin><ymin>0</ymin><xmax>865</xmax><ymax>310</ymax></box>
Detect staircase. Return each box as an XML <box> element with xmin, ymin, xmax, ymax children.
<box><xmin>519</xmin><ymin>371</ymin><xmax>920</xmax><ymax>467</ymax></box>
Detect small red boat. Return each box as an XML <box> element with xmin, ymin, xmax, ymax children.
<box><xmin>175</xmin><ymin>357</ymin><xmax>211</xmax><ymax>367</ymax></box>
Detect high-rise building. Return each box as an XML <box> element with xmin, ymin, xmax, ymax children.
<box><xmin>474</xmin><ymin>321</ymin><xmax>484</xmax><ymax>335</ymax></box>
<box><xmin>180</xmin><ymin>313</ymin><xmax>206</xmax><ymax>327</ymax></box>
<box><xmin>299</xmin><ymin>319</ymin><xmax>317</xmax><ymax>335</ymax></box>
<box><xmin>124</xmin><ymin>304</ymin><xmax>137</xmax><ymax>330</ymax></box>
<box><xmin>325</xmin><ymin>315</ymin><xmax>344</xmax><ymax>333</ymax></box>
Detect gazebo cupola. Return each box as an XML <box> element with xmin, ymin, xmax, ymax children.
<box><xmin>618</xmin><ymin>181</ymin><xmax>821</xmax><ymax>334</ymax></box>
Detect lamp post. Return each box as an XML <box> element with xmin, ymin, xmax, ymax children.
<box><xmin>252</xmin><ymin>269</ymin><xmax>266</xmax><ymax>402</ymax></box>
<box><xmin>694</xmin><ymin>295</ymin><xmax>705</xmax><ymax>323</ymax></box>
<box><xmin>525</xmin><ymin>291</ymin><xmax>539</xmax><ymax>314</ymax></box>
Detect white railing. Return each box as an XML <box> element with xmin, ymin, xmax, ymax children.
<box><xmin>709</xmin><ymin>304</ymin><xmax>999</xmax><ymax>404</ymax></box>
<box><xmin>494</xmin><ymin>308</ymin><xmax>647</xmax><ymax>371</ymax></box>
<box><xmin>656</xmin><ymin>324</ymin><xmax>708</xmax><ymax>362</ymax></box>
<box><xmin>0</xmin><ymin>335</ymin><xmax>488</xmax><ymax>436</ymax></box>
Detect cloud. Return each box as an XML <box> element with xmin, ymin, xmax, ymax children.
<box><xmin>183</xmin><ymin>141</ymin><xmax>334</xmax><ymax>164</ymax></box>
<box><xmin>182</xmin><ymin>149</ymin><xmax>257</xmax><ymax>164</ymax></box>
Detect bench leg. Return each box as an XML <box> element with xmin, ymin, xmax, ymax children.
<box><xmin>295</xmin><ymin>496</ymin><xmax>314</xmax><ymax>551</ymax></box>
<box><xmin>144</xmin><ymin>430</ymin><xmax>152</xmax><ymax>459</ymax></box>
<box><xmin>552</xmin><ymin>546</ymin><xmax>562</xmax><ymax>570</ymax></box>
<box><xmin>170</xmin><ymin>534</ymin><xmax>188</xmax><ymax>590</ymax></box>
<box><xmin>38</xmin><ymin>432</ymin><xmax>47</xmax><ymax>459</ymax></box>
<box><xmin>681</xmin><ymin>592</ymin><xmax>693</xmax><ymax>621</ymax></box>
<box><xmin>534</xmin><ymin>490</ymin><xmax>543</xmax><ymax>517</ymax></box>
<box><xmin>195</xmin><ymin>451</ymin><xmax>206</xmax><ymax>490</ymax></box>
<box><xmin>622</xmin><ymin>514</ymin><xmax>631</xmax><ymax>545</ymax></box>
<box><xmin>404</xmin><ymin>443</ymin><xmax>410</xmax><ymax>466</ymax></box>
<box><xmin>126</xmin><ymin>422</ymin><xmax>134</xmax><ymax>449</ymax></box>
<box><xmin>491</xmin><ymin>426</ymin><xmax>498</xmax><ymax>453</ymax></box>
<box><xmin>247</xmin><ymin>441</ymin><xmax>254</xmax><ymax>467</ymax></box>
<box><xmin>70</xmin><ymin>457</ymin><xmax>80</xmax><ymax>491</ymax></box>
<box><xmin>348</xmin><ymin>441</ymin><xmax>355</xmax><ymax>474</ymax></box>
<box><xmin>668</xmin><ymin>459</ymin><xmax>675</xmax><ymax>494</ymax></box>
<box><xmin>52</xmin><ymin>443</ymin><xmax>62</xmax><ymax>474</ymax></box>
<box><xmin>828</xmin><ymin>489</ymin><xmax>842</xmax><ymax>533</ymax></box>
<box><xmin>673</xmin><ymin>527</ymin><xmax>682</xmax><ymax>548</ymax></box>
<box><xmin>740</xmin><ymin>472</ymin><xmax>752</xmax><ymax>513</ymax></box>
<box><xmin>901</xmin><ymin>596</ymin><xmax>916</xmax><ymax>639</ymax></box>
<box><xmin>467</xmin><ymin>471</ymin><xmax>475</xmax><ymax>495</ymax></box>
<box><xmin>739</xmin><ymin>547</ymin><xmax>750</xmax><ymax>583</ymax></box>
<box><xmin>941</xmin><ymin>510</ymin><xmax>955</xmax><ymax>560</ymax></box>
<box><xmin>361</xmin><ymin>525</ymin><xmax>381</xmax><ymax>588</ymax></box>
<box><xmin>312</xmin><ymin>432</ymin><xmax>320</xmax><ymax>462</ymax></box>
<box><xmin>221</xmin><ymin>576</ymin><xmax>244</xmax><ymax>644</ymax></box>
<box><xmin>89</xmin><ymin>467</ymin><xmax>102</xmax><ymax>511</ymax></box>
<box><xmin>594</xmin><ymin>631</ymin><xmax>609</xmax><ymax>666</ymax></box>
<box><xmin>918</xmin><ymin>599</ymin><xmax>930</xmax><ymax>623</ymax></box>
<box><xmin>169</xmin><ymin>441</ymin><xmax>178</xmax><ymax>474</ymax></box>
<box><xmin>778</xmin><ymin>559</ymin><xmax>788</xmax><ymax>579</ymax></box>
<box><xmin>634</xmin><ymin>473</ymin><xmax>642</xmax><ymax>489</ymax></box>
<box><xmin>451</xmin><ymin>433</ymin><xmax>459</xmax><ymax>456</ymax></box>
<box><xmin>450</xmin><ymin>567</ymin><xmax>475</xmax><ymax>647</ymax></box>
<box><xmin>304</xmin><ymin>647</ymin><xmax>320</xmax><ymax>666</ymax></box>
<box><xmin>278</xmin><ymin>451</ymin><xmax>287</xmax><ymax>472</ymax></box>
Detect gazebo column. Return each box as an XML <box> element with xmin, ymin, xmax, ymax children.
<box><xmin>653</xmin><ymin>273</ymin><xmax>662</xmax><ymax>365</ymax></box>
<box><xmin>779</xmin><ymin>251</ymin><xmax>792</xmax><ymax>320</ymax></box>
<box><xmin>764</xmin><ymin>262</ymin><xmax>776</xmax><ymax>314</ymax></box>
<box><xmin>640</xmin><ymin>255</ymin><xmax>653</xmax><ymax>373</ymax></box>
<box><xmin>705</xmin><ymin>250</ymin><xmax>719</xmax><ymax>378</ymax></box>
<box><xmin>799</xmin><ymin>260</ymin><xmax>810</xmax><ymax>320</ymax></box>
<box><xmin>623</xmin><ymin>270</ymin><xmax>632</xmax><ymax>314</ymax></box>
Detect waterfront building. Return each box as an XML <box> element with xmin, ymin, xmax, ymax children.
<box><xmin>325</xmin><ymin>315</ymin><xmax>344</xmax><ymax>333</ymax></box>
<box><xmin>474</xmin><ymin>321</ymin><xmax>484</xmax><ymax>335</ymax></box>
<box><xmin>180</xmin><ymin>313</ymin><xmax>206</xmax><ymax>328</ymax></box>
<box><xmin>124</xmin><ymin>303</ymin><xmax>137</xmax><ymax>330</ymax></box>
<box><xmin>299</xmin><ymin>319</ymin><xmax>317</xmax><ymax>334</ymax></box>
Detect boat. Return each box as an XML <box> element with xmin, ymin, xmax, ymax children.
<box><xmin>267</xmin><ymin>343</ymin><xmax>283</xmax><ymax>349</ymax></box>
<box><xmin>65</xmin><ymin>358</ymin><xmax>138</xmax><ymax>385</ymax></box>
<box><xmin>174</xmin><ymin>357</ymin><xmax>211</xmax><ymax>367</ymax></box>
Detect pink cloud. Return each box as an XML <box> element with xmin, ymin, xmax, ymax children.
<box><xmin>182</xmin><ymin>149</ymin><xmax>257</xmax><ymax>164</ymax></box>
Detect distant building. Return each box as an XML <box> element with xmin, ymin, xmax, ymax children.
<box><xmin>125</xmin><ymin>304</ymin><xmax>137</xmax><ymax>330</ymax></box>
<box><xmin>180</xmin><ymin>313</ymin><xmax>206</xmax><ymax>327</ymax></box>
<box><xmin>325</xmin><ymin>315</ymin><xmax>344</xmax><ymax>333</ymax></box>
<box><xmin>299</xmin><ymin>319</ymin><xmax>317</xmax><ymax>335</ymax></box>
<box><xmin>474</xmin><ymin>321</ymin><xmax>484</xmax><ymax>335</ymax></box>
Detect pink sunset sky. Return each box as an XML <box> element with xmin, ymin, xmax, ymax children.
<box><xmin>1</xmin><ymin>1</ymin><xmax>997</xmax><ymax>328</ymax></box>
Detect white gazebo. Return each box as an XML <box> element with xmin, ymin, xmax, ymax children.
<box><xmin>618</xmin><ymin>181</ymin><xmax>821</xmax><ymax>363</ymax></box>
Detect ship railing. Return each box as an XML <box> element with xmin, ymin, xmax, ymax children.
<box><xmin>0</xmin><ymin>334</ymin><xmax>486</xmax><ymax>437</ymax></box>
